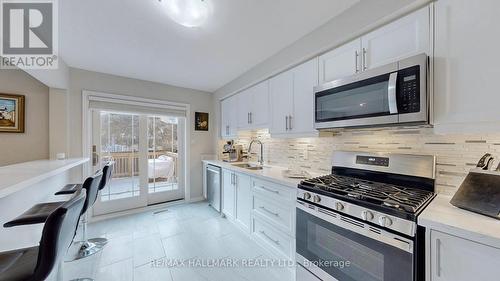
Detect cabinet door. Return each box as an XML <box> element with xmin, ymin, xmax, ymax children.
<box><xmin>318</xmin><ymin>39</ymin><xmax>361</xmax><ymax>84</ymax></box>
<box><xmin>236</xmin><ymin>88</ymin><xmax>252</xmax><ymax>130</ymax></box>
<box><xmin>220</xmin><ymin>98</ymin><xmax>231</xmax><ymax>138</ymax></box>
<box><xmin>433</xmin><ymin>0</ymin><xmax>500</xmax><ymax>133</ymax></box>
<box><xmin>250</xmin><ymin>80</ymin><xmax>269</xmax><ymax>128</ymax></box>
<box><xmin>430</xmin><ymin>230</ymin><xmax>500</xmax><ymax>281</ymax></box>
<box><xmin>269</xmin><ymin>70</ymin><xmax>293</xmax><ymax>135</ymax></box>
<box><xmin>361</xmin><ymin>6</ymin><xmax>430</xmax><ymax>70</ymax></box>
<box><xmin>221</xmin><ymin>96</ymin><xmax>238</xmax><ymax>138</ymax></box>
<box><xmin>221</xmin><ymin>170</ymin><xmax>235</xmax><ymax>219</ymax></box>
<box><xmin>291</xmin><ymin>58</ymin><xmax>318</xmax><ymax>134</ymax></box>
<box><xmin>235</xmin><ymin>173</ymin><xmax>251</xmax><ymax>232</ymax></box>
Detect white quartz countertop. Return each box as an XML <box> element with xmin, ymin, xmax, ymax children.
<box><xmin>419</xmin><ymin>194</ymin><xmax>500</xmax><ymax>248</ymax></box>
<box><xmin>0</xmin><ymin>158</ymin><xmax>89</xmax><ymax>198</ymax></box>
<box><xmin>202</xmin><ymin>160</ymin><xmax>322</xmax><ymax>188</ymax></box>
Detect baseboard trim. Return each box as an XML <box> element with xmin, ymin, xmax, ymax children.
<box><xmin>89</xmin><ymin>199</ymin><xmax>186</xmax><ymax>223</ymax></box>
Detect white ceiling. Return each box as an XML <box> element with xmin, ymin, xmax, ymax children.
<box><xmin>60</xmin><ymin>0</ymin><xmax>359</xmax><ymax>92</ymax></box>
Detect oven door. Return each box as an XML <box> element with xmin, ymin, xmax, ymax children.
<box><xmin>314</xmin><ymin>62</ymin><xmax>399</xmax><ymax>129</ymax></box>
<box><xmin>296</xmin><ymin>202</ymin><xmax>414</xmax><ymax>281</ymax></box>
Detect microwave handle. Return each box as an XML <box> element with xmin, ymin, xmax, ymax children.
<box><xmin>388</xmin><ymin>72</ymin><xmax>398</xmax><ymax>114</ymax></box>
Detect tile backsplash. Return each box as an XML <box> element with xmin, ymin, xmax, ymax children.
<box><xmin>219</xmin><ymin>127</ymin><xmax>500</xmax><ymax>195</ymax></box>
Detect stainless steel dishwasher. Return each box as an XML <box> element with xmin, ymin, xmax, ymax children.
<box><xmin>206</xmin><ymin>164</ymin><xmax>221</xmax><ymax>212</ymax></box>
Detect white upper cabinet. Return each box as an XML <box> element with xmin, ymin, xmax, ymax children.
<box><xmin>361</xmin><ymin>6</ymin><xmax>430</xmax><ymax>70</ymax></box>
<box><xmin>220</xmin><ymin>95</ymin><xmax>237</xmax><ymax>138</ymax></box>
<box><xmin>251</xmin><ymin>81</ymin><xmax>270</xmax><ymax>128</ymax></box>
<box><xmin>319</xmin><ymin>39</ymin><xmax>362</xmax><ymax>84</ymax></box>
<box><xmin>269</xmin><ymin>58</ymin><xmax>318</xmax><ymax>137</ymax></box>
<box><xmin>236</xmin><ymin>88</ymin><xmax>252</xmax><ymax>130</ymax></box>
<box><xmin>236</xmin><ymin>81</ymin><xmax>269</xmax><ymax>130</ymax></box>
<box><xmin>433</xmin><ymin>0</ymin><xmax>500</xmax><ymax>133</ymax></box>
<box><xmin>318</xmin><ymin>6</ymin><xmax>430</xmax><ymax>85</ymax></box>
<box><xmin>291</xmin><ymin>58</ymin><xmax>318</xmax><ymax>135</ymax></box>
<box><xmin>269</xmin><ymin>70</ymin><xmax>294</xmax><ymax>135</ymax></box>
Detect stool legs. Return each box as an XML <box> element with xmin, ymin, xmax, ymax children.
<box><xmin>68</xmin><ymin>213</ymin><xmax>105</xmax><ymax>261</ymax></box>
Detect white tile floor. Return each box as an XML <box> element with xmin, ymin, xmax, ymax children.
<box><xmin>63</xmin><ymin>202</ymin><xmax>294</xmax><ymax>281</ymax></box>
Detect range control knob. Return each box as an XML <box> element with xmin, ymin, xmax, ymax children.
<box><xmin>335</xmin><ymin>202</ymin><xmax>344</xmax><ymax>211</ymax></box>
<box><xmin>313</xmin><ymin>195</ymin><xmax>321</xmax><ymax>203</ymax></box>
<box><xmin>361</xmin><ymin>210</ymin><xmax>374</xmax><ymax>221</ymax></box>
<box><xmin>378</xmin><ymin>216</ymin><xmax>393</xmax><ymax>227</ymax></box>
<box><xmin>303</xmin><ymin>192</ymin><xmax>312</xmax><ymax>201</ymax></box>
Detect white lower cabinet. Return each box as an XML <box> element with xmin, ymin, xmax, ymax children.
<box><xmin>222</xmin><ymin>169</ymin><xmax>236</xmax><ymax>219</ymax></box>
<box><xmin>252</xmin><ymin>215</ymin><xmax>294</xmax><ymax>259</ymax></box>
<box><xmin>221</xmin><ymin>168</ymin><xmax>297</xmax><ymax>260</ymax></box>
<box><xmin>428</xmin><ymin>230</ymin><xmax>500</xmax><ymax>281</ymax></box>
<box><xmin>235</xmin><ymin>173</ymin><xmax>252</xmax><ymax>232</ymax></box>
<box><xmin>251</xmin><ymin>178</ymin><xmax>296</xmax><ymax>260</ymax></box>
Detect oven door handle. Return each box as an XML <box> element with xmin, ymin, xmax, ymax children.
<box><xmin>388</xmin><ymin>72</ymin><xmax>398</xmax><ymax>114</ymax></box>
<box><xmin>296</xmin><ymin>201</ymin><xmax>413</xmax><ymax>253</ymax></box>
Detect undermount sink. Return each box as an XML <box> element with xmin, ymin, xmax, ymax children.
<box><xmin>231</xmin><ymin>163</ymin><xmax>264</xmax><ymax>170</ymax></box>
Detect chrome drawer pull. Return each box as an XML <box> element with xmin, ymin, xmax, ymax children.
<box><xmin>260</xmin><ymin>206</ymin><xmax>279</xmax><ymax>217</ymax></box>
<box><xmin>259</xmin><ymin>186</ymin><xmax>280</xmax><ymax>195</ymax></box>
<box><xmin>260</xmin><ymin>230</ymin><xmax>280</xmax><ymax>245</ymax></box>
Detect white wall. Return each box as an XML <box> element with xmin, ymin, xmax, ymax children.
<box><xmin>0</xmin><ymin>69</ymin><xmax>49</xmax><ymax>166</ymax></box>
<box><xmin>67</xmin><ymin>68</ymin><xmax>215</xmax><ymax>200</ymax></box>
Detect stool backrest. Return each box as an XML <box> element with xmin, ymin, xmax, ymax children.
<box><xmin>81</xmin><ymin>173</ymin><xmax>103</xmax><ymax>215</ymax></box>
<box><xmin>98</xmin><ymin>163</ymin><xmax>114</xmax><ymax>191</ymax></box>
<box><xmin>31</xmin><ymin>189</ymin><xmax>86</xmax><ymax>281</ymax></box>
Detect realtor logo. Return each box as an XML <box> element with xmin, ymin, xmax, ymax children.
<box><xmin>0</xmin><ymin>0</ymin><xmax>58</xmax><ymax>69</ymax></box>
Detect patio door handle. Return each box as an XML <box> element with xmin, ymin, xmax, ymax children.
<box><xmin>92</xmin><ymin>145</ymin><xmax>99</xmax><ymax>166</ymax></box>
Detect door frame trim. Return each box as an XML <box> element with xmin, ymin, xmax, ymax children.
<box><xmin>82</xmin><ymin>90</ymin><xmax>191</xmax><ymax>218</ymax></box>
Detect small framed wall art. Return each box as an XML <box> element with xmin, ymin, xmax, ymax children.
<box><xmin>195</xmin><ymin>112</ymin><xmax>209</xmax><ymax>131</ymax></box>
<box><xmin>0</xmin><ymin>93</ymin><xmax>25</xmax><ymax>133</ymax></box>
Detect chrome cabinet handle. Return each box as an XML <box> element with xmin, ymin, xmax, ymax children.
<box><xmin>285</xmin><ymin>116</ymin><xmax>289</xmax><ymax>131</ymax></box>
<box><xmin>250</xmin><ymin>112</ymin><xmax>252</xmax><ymax>124</ymax></box>
<box><xmin>247</xmin><ymin>112</ymin><xmax>250</xmax><ymax>124</ymax></box>
<box><xmin>259</xmin><ymin>185</ymin><xmax>280</xmax><ymax>195</ymax></box>
<box><xmin>362</xmin><ymin>48</ymin><xmax>367</xmax><ymax>70</ymax></box>
<box><xmin>355</xmin><ymin>50</ymin><xmax>359</xmax><ymax>73</ymax></box>
<box><xmin>260</xmin><ymin>230</ymin><xmax>280</xmax><ymax>245</ymax></box>
<box><xmin>388</xmin><ymin>72</ymin><xmax>398</xmax><ymax>114</ymax></box>
<box><xmin>260</xmin><ymin>206</ymin><xmax>279</xmax><ymax>217</ymax></box>
<box><xmin>436</xmin><ymin>238</ymin><xmax>441</xmax><ymax>277</ymax></box>
<box><xmin>288</xmin><ymin>115</ymin><xmax>293</xmax><ymax>130</ymax></box>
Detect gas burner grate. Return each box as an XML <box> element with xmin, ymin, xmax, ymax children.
<box><xmin>301</xmin><ymin>174</ymin><xmax>434</xmax><ymax>213</ymax></box>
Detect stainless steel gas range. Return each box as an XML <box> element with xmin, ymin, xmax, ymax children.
<box><xmin>296</xmin><ymin>151</ymin><xmax>436</xmax><ymax>281</ymax></box>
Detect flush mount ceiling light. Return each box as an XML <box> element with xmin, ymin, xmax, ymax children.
<box><xmin>158</xmin><ymin>0</ymin><xmax>212</xmax><ymax>28</ymax></box>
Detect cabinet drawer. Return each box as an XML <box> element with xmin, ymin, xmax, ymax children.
<box><xmin>253</xmin><ymin>216</ymin><xmax>294</xmax><ymax>259</ymax></box>
<box><xmin>252</xmin><ymin>178</ymin><xmax>295</xmax><ymax>203</ymax></box>
<box><xmin>253</xmin><ymin>194</ymin><xmax>295</xmax><ymax>236</ymax></box>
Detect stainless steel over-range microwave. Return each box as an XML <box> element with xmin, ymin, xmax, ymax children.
<box><xmin>314</xmin><ymin>53</ymin><xmax>429</xmax><ymax>129</ymax></box>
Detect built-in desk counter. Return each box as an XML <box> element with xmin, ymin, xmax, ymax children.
<box><xmin>0</xmin><ymin>158</ymin><xmax>89</xmax><ymax>252</ymax></box>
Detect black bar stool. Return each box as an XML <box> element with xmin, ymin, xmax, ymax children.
<box><xmin>0</xmin><ymin>189</ymin><xmax>86</xmax><ymax>281</ymax></box>
<box><xmin>55</xmin><ymin>164</ymin><xmax>113</xmax><ymax>247</ymax></box>
<box><xmin>55</xmin><ymin>164</ymin><xmax>113</xmax><ymax>196</ymax></box>
<box><xmin>4</xmin><ymin>173</ymin><xmax>104</xmax><ymax>261</ymax></box>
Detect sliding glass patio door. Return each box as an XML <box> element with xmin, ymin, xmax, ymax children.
<box><xmin>92</xmin><ymin>110</ymin><xmax>185</xmax><ymax>215</ymax></box>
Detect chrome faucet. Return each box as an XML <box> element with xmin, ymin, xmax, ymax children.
<box><xmin>248</xmin><ymin>139</ymin><xmax>264</xmax><ymax>166</ymax></box>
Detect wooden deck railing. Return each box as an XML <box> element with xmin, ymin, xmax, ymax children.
<box><xmin>102</xmin><ymin>150</ymin><xmax>178</xmax><ymax>179</ymax></box>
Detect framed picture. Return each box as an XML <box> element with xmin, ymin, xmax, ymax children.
<box><xmin>195</xmin><ymin>112</ymin><xmax>209</xmax><ymax>131</ymax></box>
<box><xmin>0</xmin><ymin>93</ymin><xmax>25</xmax><ymax>133</ymax></box>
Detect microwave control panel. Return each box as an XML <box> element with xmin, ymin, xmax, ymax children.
<box><xmin>397</xmin><ymin>65</ymin><xmax>420</xmax><ymax>113</ymax></box>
